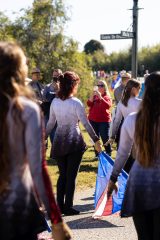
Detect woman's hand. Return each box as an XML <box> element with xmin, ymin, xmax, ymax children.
<box><xmin>95</xmin><ymin>140</ymin><xmax>102</xmax><ymax>153</ymax></box>
<box><xmin>52</xmin><ymin>222</ymin><xmax>72</xmax><ymax>240</ymax></box>
<box><xmin>104</xmin><ymin>138</ymin><xmax>114</xmax><ymax>146</ymax></box>
<box><xmin>107</xmin><ymin>180</ymin><xmax>118</xmax><ymax>198</ymax></box>
<box><xmin>94</xmin><ymin>90</ymin><xmax>102</xmax><ymax>99</ymax></box>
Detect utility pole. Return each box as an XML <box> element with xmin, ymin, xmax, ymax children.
<box><xmin>100</xmin><ymin>0</ymin><xmax>140</xmax><ymax>78</ymax></box>
<box><xmin>132</xmin><ymin>0</ymin><xmax>138</xmax><ymax>78</ymax></box>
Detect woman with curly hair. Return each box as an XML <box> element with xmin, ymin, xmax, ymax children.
<box><xmin>0</xmin><ymin>42</ymin><xmax>71</xmax><ymax>240</ymax></box>
<box><xmin>46</xmin><ymin>71</ymin><xmax>101</xmax><ymax>216</ymax></box>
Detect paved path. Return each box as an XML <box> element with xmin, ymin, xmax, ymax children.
<box><xmin>63</xmin><ymin>188</ymin><xmax>137</xmax><ymax>240</ymax></box>
<box><xmin>38</xmin><ymin>188</ymin><xmax>137</xmax><ymax>240</ymax></box>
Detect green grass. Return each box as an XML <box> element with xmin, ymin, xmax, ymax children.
<box><xmin>46</xmin><ymin>125</ymin><xmax>117</xmax><ymax>191</ymax></box>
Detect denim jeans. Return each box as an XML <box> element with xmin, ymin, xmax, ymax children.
<box><xmin>89</xmin><ymin>120</ymin><xmax>111</xmax><ymax>155</ymax></box>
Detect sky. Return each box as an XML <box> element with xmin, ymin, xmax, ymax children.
<box><xmin>1</xmin><ymin>0</ymin><xmax>160</xmax><ymax>54</ymax></box>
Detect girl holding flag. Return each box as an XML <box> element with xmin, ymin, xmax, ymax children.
<box><xmin>108</xmin><ymin>72</ymin><xmax>160</xmax><ymax>240</ymax></box>
<box><xmin>107</xmin><ymin>79</ymin><xmax>141</xmax><ymax>173</ymax></box>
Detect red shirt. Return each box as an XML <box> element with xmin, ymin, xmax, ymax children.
<box><xmin>87</xmin><ymin>94</ymin><xmax>112</xmax><ymax>122</ymax></box>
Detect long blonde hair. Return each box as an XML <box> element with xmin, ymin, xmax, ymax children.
<box><xmin>0</xmin><ymin>42</ymin><xmax>33</xmax><ymax>190</ymax></box>
<box><xmin>135</xmin><ymin>72</ymin><xmax>160</xmax><ymax>167</ymax></box>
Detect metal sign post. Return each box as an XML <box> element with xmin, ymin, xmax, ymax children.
<box><xmin>100</xmin><ymin>0</ymin><xmax>139</xmax><ymax>78</ymax></box>
<box><xmin>132</xmin><ymin>0</ymin><xmax>138</xmax><ymax>78</ymax></box>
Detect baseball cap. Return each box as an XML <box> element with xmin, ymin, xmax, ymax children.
<box><xmin>31</xmin><ymin>67</ymin><xmax>40</xmax><ymax>74</ymax></box>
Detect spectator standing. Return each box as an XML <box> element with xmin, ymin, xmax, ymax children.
<box><xmin>108</xmin><ymin>72</ymin><xmax>160</xmax><ymax>240</ymax></box>
<box><xmin>42</xmin><ymin>69</ymin><xmax>62</xmax><ymax>145</ymax></box>
<box><xmin>107</xmin><ymin>79</ymin><xmax>141</xmax><ymax>172</ymax></box>
<box><xmin>87</xmin><ymin>80</ymin><xmax>112</xmax><ymax>156</ymax></box>
<box><xmin>43</xmin><ymin>69</ymin><xmax>62</xmax><ymax>122</ymax></box>
<box><xmin>0</xmin><ymin>42</ymin><xmax>71</xmax><ymax>240</ymax></box>
<box><xmin>29</xmin><ymin>67</ymin><xmax>44</xmax><ymax>106</ymax></box>
<box><xmin>112</xmin><ymin>72</ymin><xmax>131</xmax><ymax>148</ymax></box>
<box><xmin>46</xmin><ymin>71</ymin><xmax>102</xmax><ymax>216</ymax></box>
<box><xmin>114</xmin><ymin>72</ymin><xmax>131</xmax><ymax>105</ymax></box>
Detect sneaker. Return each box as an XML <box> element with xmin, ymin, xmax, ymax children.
<box><xmin>63</xmin><ymin>208</ymin><xmax>80</xmax><ymax>216</ymax></box>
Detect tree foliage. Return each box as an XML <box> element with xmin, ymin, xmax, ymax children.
<box><xmin>84</xmin><ymin>39</ymin><xmax>105</xmax><ymax>54</ymax></box>
<box><xmin>0</xmin><ymin>0</ymin><xmax>94</xmax><ymax>102</ymax></box>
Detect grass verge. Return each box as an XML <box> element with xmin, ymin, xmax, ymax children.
<box><xmin>46</xmin><ymin>126</ymin><xmax>117</xmax><ymax>191</ymax></box>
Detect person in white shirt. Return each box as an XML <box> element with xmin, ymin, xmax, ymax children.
<box><xmin>108</xmin><ymin>72</ymin><xmax>160</xmax><ymax>240</ymax></box>
<box><xmin>46</xmin><ymin>71</ymin><xmax>102</xmax><ymax>216</ymax></box>
<box><xmin>106</xmin><ymin>79</ymin><xmax>141</xmax><ymax>172</ymax></box>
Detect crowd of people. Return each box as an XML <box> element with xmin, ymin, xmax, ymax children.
<box><xmin>0</xmin><ymin>40</ymin><xmax>160</xmax><ymax>240</ymax></box>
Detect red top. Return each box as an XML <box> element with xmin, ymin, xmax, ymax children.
<box><xmin>87</xmin><ymin>94</ymin><xmax>112</xmax><ymax>122</ymax></box>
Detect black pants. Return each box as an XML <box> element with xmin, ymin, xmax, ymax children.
<box><xmin>133</xmin><ymin>208</ymin><xmax>160</xmax><ymax>240</ymax></box>
<box><xmin>89</xmin><ymin>120</ymin><xmax>111</xmax><ymax>155</ymax></box>
<box><xmin>56</xmin><ymin>150</ymin><xmax>83</xmax><ymax>211</ymax></box>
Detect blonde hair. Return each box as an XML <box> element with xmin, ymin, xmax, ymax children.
<box><xmin>98</xmin><ymin>80</ymin><xmax>111</xmax><ymax>97</ymax></box>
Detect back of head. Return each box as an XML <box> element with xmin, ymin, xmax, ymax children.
<box><xmin>58</xmin><ymin>71</ymin><xmax>80</xmax><ymax>100</ymax></box>
<box><xmin>135</xmin><ymin>72</ymin><xmax>160</xmax><ymax>167</ymax></box>
<box><xmin>0</xmin><ymin>42</ymin><xmax>27</xmax><ymax>95</ymax></box>
<box><xmin>121</xmin><ymin>79</ymin><xmax>141</xmax><ymax>106</ymax></box>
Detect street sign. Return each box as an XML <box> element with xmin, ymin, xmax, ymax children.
<box><xmin>100</xmin><ymin>34</ymin><xmax>126</xmax><ymax>40</ymax></box>
<box><xmin>121</xmin><ymin>31</ymin><xmax>134</xmax><ymax>38</ymax></box>
<box><xmin>100</xmin><ymin>32</ymin><xmax>134</xmax><ymax>40</ymax></box>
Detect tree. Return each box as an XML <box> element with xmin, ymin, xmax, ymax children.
<box><xmin>84</xmin><ymin>39</ymin><xmax>105</xmax><ymax>54</ymax></box>
<box><xmin>0</xmin><ymin>1</ymin><xmax>95</xmax><ymax>103</ymax></box>
<box><xmin>11</xmin><ymin>0</ymin><xmax>68</xmax><ymax>80</ymax></box>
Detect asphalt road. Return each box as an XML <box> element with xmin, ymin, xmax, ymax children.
<box><xmin>38</xmin><ymin>188</ymin><xmax>137</xmax><ymax>240</ymax></box>
<box><xmin>63</xmin><ymin>188</ymin><xmax>137</xmax><ymax>240</ymax></box>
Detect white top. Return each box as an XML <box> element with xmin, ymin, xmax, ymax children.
<box><xmin>111</xmin><ymin>97</ymin><xmax>142</xmax><ymax>138</ymax></box>
<box><xmin>46</xmin><ymin>97</ymin><xmax>99</xmax><ymax>156</ymax></box>
<box><xmin>111</xmin><ymin>112</ymin><xmax>136</xmax><ymax>180</ymax></box>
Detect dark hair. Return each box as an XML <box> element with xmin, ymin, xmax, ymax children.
<box><xmin>0</xmin><ymin>42</ymin><xmax>33</xmax><ymax>191</ymax></box>
<box><xmin>121</xmin><ymin>79</ymin><xmax>141</xmax><ymax>106</ymax></box>
<box><xmin>135</xmin><ymin>72</ymin><xmax>160</xmax><ymax>167</ymax></box>
<box><xmin>58</xmin><ymin>71</ymin><xmax>80</xmax><ymax>100</ymax></box>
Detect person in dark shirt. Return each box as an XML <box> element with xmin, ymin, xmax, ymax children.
<box><xmin>29</xmin><ymin>67</ymin><xmax>44</xmax><ymax>106</ymax></box>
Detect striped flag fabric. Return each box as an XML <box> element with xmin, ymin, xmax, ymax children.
<box><xmin>93</xmin><ymin>152</ymin><xmax>128</xmax><ymax>218</ymax></box>
<box><xmin>111</xmin><ymin>74</ymin><xmax>121</xmax><ymax>90</ymax></box>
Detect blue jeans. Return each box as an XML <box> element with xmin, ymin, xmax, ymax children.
<box><xmin>89</xmin><ymin>120</ymin><xmax>111</xmax><ymax>155</ymax></box>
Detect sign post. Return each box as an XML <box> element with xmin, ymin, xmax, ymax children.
<box><xmin>132</xmin><ymin>0</ymin><xmax>138</xmax><ymax>78</ymax></box>
<box><xmin>100</xmin><ymin>0</ymin><xmax>139</xmax><ymax>78</ymax></box>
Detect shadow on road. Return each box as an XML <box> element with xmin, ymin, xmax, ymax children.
<box><xmin>81</xmin><ymin>196</ymin><xmax>94</xmax><ymax>201</ymax></box>
<box><xmin>66</xmin><ymin>216</ymin><xmax>124</xmax><ymax>229</ymax></box>
<box><xmin>74</xmin><ymin>203</ymin><xmax>94</xmax><ymax>213</ymax></box>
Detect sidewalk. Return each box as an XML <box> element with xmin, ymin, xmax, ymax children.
<box><xmin>63</xmin><ymin>188</ymin><xmax>137</xmax><ymax>240</ymax></box>
<box><xmin>38</xmin><ymin>188</ymin><xmax>137</xmax><ymax>240</ymax></box>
